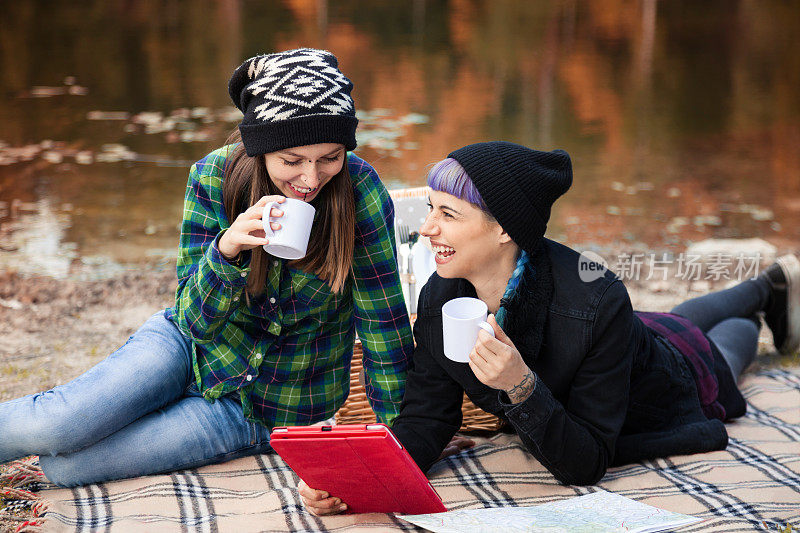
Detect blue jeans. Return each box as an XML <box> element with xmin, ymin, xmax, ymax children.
<box><xmin>0</xmin><ymin>311</ymin><xmax>272</xmax><ymax>487</ymax></box>
<box><xmin>671</xmin><ymin>277</ymin><xmax>771</xmax><ymax>381</ymax></box>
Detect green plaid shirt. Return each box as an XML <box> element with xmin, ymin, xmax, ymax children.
<box><xmin>165</xmin><ymin>145</ymin><xmax>412</xmax><ymax>428</ymax></box>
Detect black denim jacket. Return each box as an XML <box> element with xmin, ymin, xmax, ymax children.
<box><xmin>391</xmin><ymin>239</ymin><xmax>729</xmax><ymax>485</ymax></box>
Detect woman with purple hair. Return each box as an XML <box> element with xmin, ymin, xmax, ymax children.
<box><xmin>301</xmin><ymin>141</ymin><xmax>799</xmax><ymax>514</ymax></box>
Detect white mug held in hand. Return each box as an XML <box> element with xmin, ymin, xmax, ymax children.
<box><xmin>442</xmin><ymin>297</ymin><xmax>496</xmax><ymax>363</ymax></box>
<box><xmin>262</xmin><ymin>198</ymin><xmax>316</xmax><ymax>260</ymax></box>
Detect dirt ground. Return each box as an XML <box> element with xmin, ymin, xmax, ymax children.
<box><xmin>0</xmin><ymin>264</ymin><xmax>177</xmax><ymax>402</ymax></box>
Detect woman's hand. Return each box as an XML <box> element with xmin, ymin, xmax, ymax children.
<box><xmin>218</xmin><ymin>195</ymin><xmax>285</xmax><ymax>261</ymax></box>
<box><xmin>298</xmin><ymin>480</ymin><xmax>347</xmax><ymax>516</ymax></box>
<box><xmin>437</xmin><ymin>434</ymin><xmax>476</xmax><ymax>461</ymax></box>
<box><xmin>469</xmin><ymin>314</ymin><xmax>536</xmax><ymax>404</ymax></box>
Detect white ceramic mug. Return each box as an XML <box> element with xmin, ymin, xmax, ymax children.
<box><xmin>262</xmin><ymin>198</ymin><xmax>316</xmax><ymax>260</ymax></box>
<box><xmin>442</xmin><ymin>297</ymin><xmax>496</xmax><ymax>363</ymax></box>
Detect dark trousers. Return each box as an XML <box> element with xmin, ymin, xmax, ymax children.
<box><xmin>671</xmin><ymin>277</ymin><xmax>771</xmax><ymax>380</ymax></box>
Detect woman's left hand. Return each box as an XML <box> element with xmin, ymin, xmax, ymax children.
<box><xmin>469</xmin><ymin>315</ymin><xmax>536</xmax><ymax>403</ymax></box>
<box><xmin>437</xmin><ymin>434</ymin><xmax>476</xmax><ymax>461</ymax></box>
<box><xmin>298</xmin><ymin>480</ymin><xmax>347</xmax><ymax>516</ymax></box>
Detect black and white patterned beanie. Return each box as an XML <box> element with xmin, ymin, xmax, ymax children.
<box><xmin>228</xmin><ymin>48</ymin><xmax>358</xmax><ymax>156</ymax></box>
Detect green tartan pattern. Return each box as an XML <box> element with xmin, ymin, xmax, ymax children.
<box><xmin>165</xmin><ymin>145</ymin><xmax>412</xmax><ymax>428</ymax></box>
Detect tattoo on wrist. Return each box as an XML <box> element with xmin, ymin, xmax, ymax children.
<box><xmin>507</xmin><ymin>369</ymin><xmax>535</xmax><ymax>403</ymax></box>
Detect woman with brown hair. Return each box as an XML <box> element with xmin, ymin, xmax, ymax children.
<box><xmin>0</xmin><ymin>48</ymin><xmax>412</xmax><ymax>486</ymax></box>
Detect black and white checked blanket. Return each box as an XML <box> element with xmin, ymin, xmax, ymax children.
<box><xmin>23</xmin><ymin>369</ymin><xmax>800</xmax><ymax>532</ymax></box>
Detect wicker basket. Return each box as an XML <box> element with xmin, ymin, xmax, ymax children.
<box><xmin>335</xmin><ymin>339</ymin><xmax>505</xmax><ymax>433</ymax></box>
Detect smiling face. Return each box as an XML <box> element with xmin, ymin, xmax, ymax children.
<box><xmin>263</xmin><ymin>143</ymin><xmax>346</xmax><ymax>202</ymax></box>
<box><xmin>421</xmin><ymin>190</ymin><xmax>514</xmax><ymax>281</ymax></box>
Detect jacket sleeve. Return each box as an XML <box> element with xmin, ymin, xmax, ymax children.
<box><xmin>499</xmin><ymin>279</ymin><xmax>635</xmax><ymax>485</ymax></box>
<box><xmin>390</xmin><ymin>286</ymin><xmax>464</xmax><ymax>471</ymax></box>
<box><xmin>349</xmin><ymin>156</ymin><xmax>413</xmax><ymax>425</ymax></box>
<box><xmin>172</xmin><ymin>150</ymin><xmax>251</xmax><ymax>344</ymax></box>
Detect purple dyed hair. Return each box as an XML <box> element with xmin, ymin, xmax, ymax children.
<box><xmin>426</xmin><ymin>158</ymin><xmax>491</xmax><ymax>216</ymax></box>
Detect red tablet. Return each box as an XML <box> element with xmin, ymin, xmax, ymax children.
<box><xmin>270</xmin><ymin>423</ymin><xmax>447</xmax><ymax>515</ymax></box>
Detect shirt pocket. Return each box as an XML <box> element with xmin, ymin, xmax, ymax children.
<box><xmin>292</xmin><ymin>271</ymin><xmax>349</xmax><ymax>312</ymax></box>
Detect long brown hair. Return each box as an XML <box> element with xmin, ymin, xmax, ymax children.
<box><xmin>221</xmin><ymin>129</ymin><xmax>355</xmax><ymax>296</ymax></box>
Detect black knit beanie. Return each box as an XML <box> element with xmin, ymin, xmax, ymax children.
<box><xmin>448</xmin><ymin>141</ymin><xmax>572</xmax><ymax>253</ymax></box>
<box><xmin>228</xmin><ymin>48</ymin><xmax>358</xmax><ymax>156</ymax></box>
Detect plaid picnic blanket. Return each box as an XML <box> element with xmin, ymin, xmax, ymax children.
<box><xmin>8</xmin><ymin>368</ymin><xmax>800</xmax><ymax>532</ymax></box>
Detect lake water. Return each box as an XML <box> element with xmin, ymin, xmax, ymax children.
<box><xmin>1</xmin><ymin>0</ymin><xmax>799</xmax><ymax>278</ymax></box>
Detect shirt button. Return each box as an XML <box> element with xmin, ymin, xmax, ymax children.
<box><xmin>255</xmin><ymin>353</ymin><xmax>262</xmax><ymax>360</ymax></box>
<box><xmin>269</xmin><ymin>297</ymin><xmax>276</xmax><ymax>304</ymax></box>
<box><xmin>240</xmin><ymin>272</ymin><xmax>247</xmax><ymax>278</ymax></box>
<box><xmin>246</xmin><ymin>374</ymin><xmax>253</xmax><ymax>381</ymax></box>
<box><xmin>520</xmin><ymin>412</ymin><xmax>530</xmax><ymax>420</ymax></box>
<box><xmin>273</xmin><ymin>260</ymin><xmax>280</xmax><ymax>267</ymax></box>
<box><xmin>233</xmin><ymin>296</ymin><xmax>240</xmax><ymax>302</ymax></box>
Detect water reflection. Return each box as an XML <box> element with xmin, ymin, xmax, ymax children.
<box><xmin>0</xmin><ymin>0</ymin><xmax>798</xmax><ymax>278</ymax></box>
<box><xmin>0</xmin><ymin>198</ymin><xmax>75</xmax><ymax>278</ymax></box>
